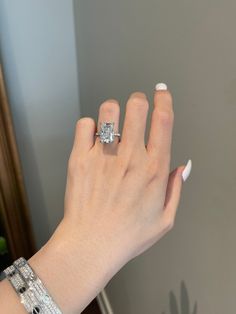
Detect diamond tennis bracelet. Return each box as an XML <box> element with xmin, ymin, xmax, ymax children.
<box><xmin>4</xmin><ymin>257</ymin><xmax>62</xmax><ymax>314</ymax></box>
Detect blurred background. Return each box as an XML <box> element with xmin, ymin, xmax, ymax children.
<box><xmin>1</xmin><ymin>1</ymin><xmax>236</xmax><ymax>313</ymax></box>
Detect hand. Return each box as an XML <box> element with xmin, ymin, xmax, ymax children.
<box><xmin>29</xmin><ymin>84</ymin><xmax>191</xmax><ymax>313</ymax></box>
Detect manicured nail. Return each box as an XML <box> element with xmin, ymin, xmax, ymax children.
<box><xmin>182</xmin><ymin>159</ymin><xmax>192</xmax><ymax>182</ymax></box>
<box><xmin>155</xmin><ymin>83</ymin><xmax>168</xmax><ymax>91</ymax></box>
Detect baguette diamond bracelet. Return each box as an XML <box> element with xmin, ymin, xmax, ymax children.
<box><xmin>4</xmin><ymin>257</ymin><xmax>62</xmax><ymax>314</ymax></box>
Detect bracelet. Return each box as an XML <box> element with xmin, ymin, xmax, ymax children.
<box><xmin>4</xmin><ymin>257</ymin><xmax>62</xmax><ymax>314</ymax></box>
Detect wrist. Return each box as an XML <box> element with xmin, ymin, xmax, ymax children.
<box><xmin>28</xmin><ymin>219</ymin><xmax>123</xmax><ymax>313</ymax></box>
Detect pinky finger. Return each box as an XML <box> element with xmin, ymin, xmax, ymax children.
<box><xmin>73</xmin><ymin>117</ymin><xmax>96</xmax><ymax>152</ymax></box>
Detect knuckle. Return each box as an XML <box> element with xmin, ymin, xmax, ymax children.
<box><xmin>128</xmin><ymin>92</ymin><xmax>149</xmax><ymax>110</ymax></box>
<box><xmin>99</xmin><ymin>99</ymin><xmax>119</xmax><ymax>113</ymax></box>
<box><xmin>157</xmin><ymin>109</ymin><xmax>174</xmax><ymax>126</ymax></box>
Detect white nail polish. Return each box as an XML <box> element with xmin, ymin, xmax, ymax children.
<box><xmin>182</xmin><ymin>159</ymin><xmax>192</xmax><ymax>182</ymax></box>
<box><xmin>155</xmin><ymin>83</ymin><xmax>168</xmax><ymax>91</ymax></box>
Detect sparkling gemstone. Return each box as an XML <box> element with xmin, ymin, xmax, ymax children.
<box><xmin>29</xmin><ymin>274</ymin><xmax>36</xmax><ymax>281</ymax></box>
<box><xmin>99</xmin><ymin>122</ymin><xmax>115</xmax><ymax>143</ymax></box>
<box><xmin>41</xmin><ymin>294</ymin><xmax>50</xmax><ymax>304</ymax></box>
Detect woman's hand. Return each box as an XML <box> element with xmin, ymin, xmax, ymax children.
<box><xmin>29</xmin><ymin>84</ymin><xmax>191</xmax><ymax>313</ymax></box>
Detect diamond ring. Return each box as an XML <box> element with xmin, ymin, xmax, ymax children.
<box><xmin>95</xmin><ymin>122</ymin><xmax>120</xmax><ymax>144</ymax></box>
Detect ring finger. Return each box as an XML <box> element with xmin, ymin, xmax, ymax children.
<box><xmin>95</xmin><ymin>99</ymin><xmax>120</xmax><ymax>153</ymax></box>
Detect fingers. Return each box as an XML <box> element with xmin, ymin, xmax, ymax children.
<box><xmin>162</xmin><ymin>166</ymin><xmax>184</xmax><ymax>227</ymax></box>
<box><xmin>121</xmin><ymin>92</ymin><xmax>149</xmax><ymax>149</ymax></box>
<box><xmin>95</xmin><ymin>99</ymin><xmax>120</xmax><ymax>152</ymax></box>
<box><xmin>147</xmin><ymin>84</ymin><xmax>174</xmax><ymax>170</ymax></box>
<box><xmin>73</xmin><ymin>117</ymin><xmax>96</xmax><ymax>153</ymax></box>
<box><xmin>73</xmin><ymin>85</ymin><xmax>173</xmax><ymax>160</ymax></box>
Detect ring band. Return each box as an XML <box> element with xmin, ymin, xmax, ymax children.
<box><xmin>95</xmin><ymin>122</ymin><xmax>120</xmax><ymax>144</ymax></box>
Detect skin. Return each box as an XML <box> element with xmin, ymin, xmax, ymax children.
<box><xmin>0</xmin><ymin>88</ymin><xmax>186</xmax><ymax>313</ymax></box>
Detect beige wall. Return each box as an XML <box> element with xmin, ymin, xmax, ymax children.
<box><xmin>75</xmin><ymin>1</ymin><xmax>236</xmax><ymax>313</ymax></box>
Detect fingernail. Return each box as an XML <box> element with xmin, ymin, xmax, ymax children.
<box><xmin>182</xmin><ymin>159</ymin><xmax>192</xmax><ymax>182</ymax></box>
<box><xmin>155</xmin><ymin>83</ymin><xmax>168</xmax><ymax>91</ymax></box>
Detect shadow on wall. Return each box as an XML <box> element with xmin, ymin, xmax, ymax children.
<box><xmin>162</xmin><ymin>281</ymin><xmax>197</xmax><ymax>314</ymax></box>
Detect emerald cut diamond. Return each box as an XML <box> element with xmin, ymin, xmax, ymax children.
<box><xmin>99</xmin><ymin>122</ymin><xmax>115</xmax><ymax>143</ymax></box>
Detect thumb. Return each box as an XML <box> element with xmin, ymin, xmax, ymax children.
<box><xmin>163</xmin><ymin>160</ymin><xmax>192</xmax><ymax>223</ymax></box>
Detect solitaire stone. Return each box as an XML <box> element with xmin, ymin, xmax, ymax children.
<box><xmin>99</xmin><ymin>122</ymin><xmax>115</xmax><ymax>143</ymax></box>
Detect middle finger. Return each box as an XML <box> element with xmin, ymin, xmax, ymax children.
<box><xmin>120</xmin><ymin>92</ymin><xmax>149</xmax><ymax>149</ymax></box>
